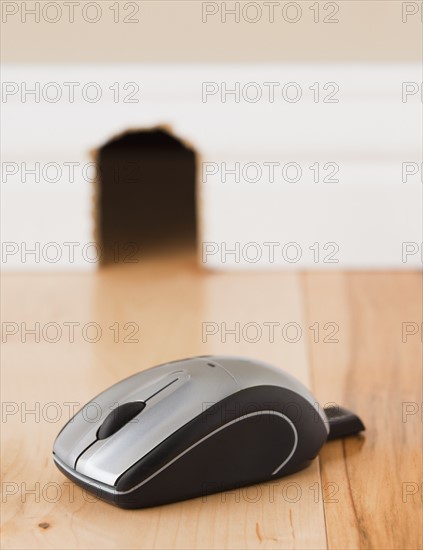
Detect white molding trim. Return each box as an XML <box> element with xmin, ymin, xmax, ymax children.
<box><xmin>2</xmin><ymin>64</ymin><xmax>421</xmax><ymax>270</ymax></box>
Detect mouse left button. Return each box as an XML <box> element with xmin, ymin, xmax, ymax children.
<box><xmin>97</xmin><ymin>402</ymin><xmax>146</xmax><ymax>440</ymax></box>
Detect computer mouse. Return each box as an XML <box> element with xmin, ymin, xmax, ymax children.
<box><xmin>53</xmin><ymin>355</ymin><xmax>364</xmax><ymax>509</ymax></box>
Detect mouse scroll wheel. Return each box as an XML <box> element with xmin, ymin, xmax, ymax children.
<box><xmin>97</xmin><ymin>401</ymin><xmax>146</xmax><ymax>440</ymax></box>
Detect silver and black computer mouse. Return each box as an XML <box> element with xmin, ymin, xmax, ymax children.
<box><xmin>53</xmin><ymin>355</ymin><xmax>364</xmax><ymax>508</ymax></box>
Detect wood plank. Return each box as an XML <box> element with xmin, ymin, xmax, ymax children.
<box><xmin>303</xmin><ymin>272</ymin><xmax>422</xmax><ymax>550</ymax></box>
<box><xmin>1</xmin><ymin>255</ymin><xmax>327</xmax><ymax>549</ymax></box>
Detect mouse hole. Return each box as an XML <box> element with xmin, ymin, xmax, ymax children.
<box><xmin>94</xmin><ymin>127</ymin><xmax>198</xmax><ymax>265</ymax></box>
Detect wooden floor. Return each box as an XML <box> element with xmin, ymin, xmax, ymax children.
<box><xmin>1</xmin><ymin>252</ymin><xmax>422</xmax><ymax>550</ymax></box>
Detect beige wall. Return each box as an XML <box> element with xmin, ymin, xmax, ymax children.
<box><xmin>1</xmin><ymin>1</ymin><xmax>421</xmax><ymax>62</ymax></box>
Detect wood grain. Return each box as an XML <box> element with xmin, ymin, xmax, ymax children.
<box><xmin>303</xmin><ymin>272</ymin><xmax>422</xmax><ymax>550</ymax></box>
<box><xmin>1</xmin><ymin>256</ymin><xmax>421</xmax><ymax>549</ymax></box>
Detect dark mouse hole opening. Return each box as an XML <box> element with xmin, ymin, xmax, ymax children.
<box><xmin>96</xmin><ymin>128</ymin><xmax>197</xmax><ymax>265</ymax></box>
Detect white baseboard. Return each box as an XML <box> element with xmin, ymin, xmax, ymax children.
<box><xmin>1</xmin><ymin>64</ymin><xmax>421</xmax><ymax>270</ymax></box>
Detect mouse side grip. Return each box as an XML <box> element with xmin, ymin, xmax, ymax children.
<box><xmin>113</xmin><ymin>386</ymin><xmax>329</xmax><ymax>505</ymax></box>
